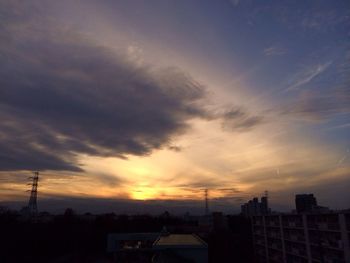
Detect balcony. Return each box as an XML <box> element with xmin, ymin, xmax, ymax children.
<box><xmin>254</xmin><ymin>220</ymin><xmax>263</xmax><ymax>226</ymax></box>
<box><xmin>267</xmin><ymin>220</ymin><xmax>280</xmax><ymax>227</ymax></box>
<box><xmin>256</xmin><ymin>249</ymin><xmax>266</xmax><ymax>256</ymax></box>
<box><xmin>269</xmin><ymin>242</ymin><xmax>282</xmax><ymax>250</ymax></box>
<box><xmin>285</xmin><ymin>241</ymin><xmax>308</xmax><ymax>259</ymax></box>
<box><xmin>254</xmin><ymin>230</ymin><xmax>264</xmax><ymax>236</ymax></box>
<box><xmin>284</xmin><ymin>221</ymin><xmax>304</xmax><ymax>229</ymax></box>
<box><xmin>268</xmin><ymin>250</ymin><xmax>283</xmax><ymax>262</ymax></box>
<box><xmin>310</xmin><ymin>240</ymin><xmax>343</xmax><ymax>250</ymax></box>
<box><xmin>267</xmin><ymin>231</ymin><xmax>281</xmax><ymax>239</ymax></box>
<box><xmin>288</xmin><ymin>235</ymin><xmax>306</xmax><ymax>243</ymax></box>
<box><xmin>310</xmin><ymin>245</ymin><xmax>346</xmax><ymax>262</ymax></box>
<box><xmin>255</xmin><ymin>239</ymin><xmax>265</xmax><ymax>246</ymax></box>
<box><xmin>316</xmin><ymin>222</ymin><xmax>340</xmax><ymax>231</ymax></box>
<box><xmin>270</xmin><ymin>255</ymin><xmax>283</xmax><ymax>262</ymax></box>
<box><xmin>286</xmin><ymin>252</ymin><xmax>309</xmax><ymax>263</ymax></box>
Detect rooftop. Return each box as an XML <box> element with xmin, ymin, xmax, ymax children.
<box><xmin>154</xmin><ymin>234</ymin><xmax>207</xmax><ymax>248</ymax></box>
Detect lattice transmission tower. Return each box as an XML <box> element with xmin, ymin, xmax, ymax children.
<box><xmin>27</xmin><ymin>171</ymin><xmax>39</xmax><ymax>215</ymax></box>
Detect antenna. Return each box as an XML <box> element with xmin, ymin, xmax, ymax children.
<box><xmin>28</xmin><ymin>171</ymin><xmax>39</xmax><ymax>216</ymax></box>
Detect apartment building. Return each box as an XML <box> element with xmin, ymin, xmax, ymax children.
<box><xmin>252</xmin><ymin>212</ymin><xmax>350</xmax><ymax>263</ymax></box>
<box><xmin>241</xmin><ymin>196</ymin><xmax>270</xmax><ymax>217</ymax></box>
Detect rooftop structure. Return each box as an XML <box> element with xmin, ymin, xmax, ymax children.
<box><xmin>107</xmin><ymin>232</ymin><xmax>208</xmax><ymax>263</ymax></box>
<box><xmin>107</xmin><ymin>232</ymin><xmax>160</xmax><ymax>262</ymax></box>
<box><xmin>107</xmin><ymin>232</ymin><xmax>160</xmax><ymax>253</ymax></box>
<box><xmin>154</xmin><ymin>234</ymin><xmax>206</xmax><ymax>248</ymax></box>
<box><xmin>153</xmin><ymin>234</ymin><xmax>208</xmax><ymax>263</ymax></box>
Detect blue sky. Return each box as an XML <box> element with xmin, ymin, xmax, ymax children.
<box><xmin>0</xmin><ymin>0</ymin><xmax>349</xmax><ymax>213</ymax></box>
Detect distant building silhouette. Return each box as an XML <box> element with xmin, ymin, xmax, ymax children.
<box><xmin>295</xmin><ymin>194</ymin><xmax>318</xmax><ymax>213</ymax></box>
<box><xmin>241</xmin><ymin>196</ymin><xmax>270</xmax><ymax>217</ymax></box>
<box><xmin>261</xmin><ymin>196</ymin><xmax>269</xmax><ymax>215</ymax></box>
<box><xmin>295</xmin><ymin>193</ymin><xmax>330</xmax><ymax>214</ymax></box>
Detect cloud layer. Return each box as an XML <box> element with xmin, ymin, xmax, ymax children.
<box><xmin>0</xmin><ymin>3</ymin><xmax>209</xmax><ymax>171</ymax></box>
<box><xmin>0</xmin><ymin>2</ymin><xmax>263</xmax><ymax>172</ymax></box>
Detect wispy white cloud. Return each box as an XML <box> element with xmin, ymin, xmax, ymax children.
<box><xmin>301</xmin><ymin>10</ymin><xmax>350</xmax><ymax>31</ymax></box>
<box><xmin>263</xmin><ymin>46</ymin><xmax>287</xmax><ymax>56</ymax></box>
<box><xmin>285</xmin><ymin>61</ymin><xmax>332</xmax><ymax>91</ymax></box>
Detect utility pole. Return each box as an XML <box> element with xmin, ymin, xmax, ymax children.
<box><xmin>205</xmin><ymin>189</ymin><xmax>209</xmax><ymax>215</ymax></box>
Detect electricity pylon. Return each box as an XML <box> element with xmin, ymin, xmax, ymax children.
<box><xmin>27</xmin><ymin>171</ymin><xmax>39</xmax><ymax>216</ymax></box>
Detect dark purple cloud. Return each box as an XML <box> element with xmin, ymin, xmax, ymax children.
<box><xmin>0</xmin><ymin>1</ymin><xmax>211</xmax><ymax>171</ymax></box>
<box><xmin>0</xmin><ymin>1</ymin><xmax>263</xmax><ymax>172</ymax></box>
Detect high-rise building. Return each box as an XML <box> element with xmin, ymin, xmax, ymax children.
<box><xmin>295</xmin><ymin>194</ymin><xmax>318</xmax><ymax>214</ymax></box>
<box><xmin>261</xmin><ymin>196</ymin><xmax>269</xmax><ymax>215</ymax></box>
<box><xmin>241</xmin><ymin>196</ymin><xmax>270</xmax><ymax>217</ymax></box>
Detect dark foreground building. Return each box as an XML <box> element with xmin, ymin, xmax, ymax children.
<box><xmin>107</xmin><ymin>232</ymin><xmax>208</xmax><ymax>263</ymax></box>
<box><xmin>251</xmin><ymin>212</ymin><xmax>350</xmax><ymax>263</ymax></box>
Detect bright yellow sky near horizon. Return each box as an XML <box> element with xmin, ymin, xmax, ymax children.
<box><xmin>1</xmin><ymin>116</ymin><xmax>343</xmax><ymax>205</ymax></box>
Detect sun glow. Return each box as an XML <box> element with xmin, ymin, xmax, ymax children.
<box><xmin>131</xmin><ymin>185</ymin><xmax>159</xmax><ymax>200</ymax></box>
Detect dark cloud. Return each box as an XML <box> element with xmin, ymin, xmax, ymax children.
<box><xmin>216</xmin><ymin>187</ymin><xmax>242</xmax><ymax>194</ymax></box>
<box><xmin>175</xmin><ymin>178</ymin><xmax>229</xmax><ymax>190</ymax></box>
<box><xmin>167</xmin><ymin>145</ymin><xmax>182</xmax><ymax>152</ymax></box>
<box><xmin>220</xmin><ymin>107</ymin><xmax>265</xmax><ymax>131</ymax></box>
<box><xmin>91</xmin><ymin>173</ymin><xmax>126</xmax><ymax>187</ymax></box>
<box><xmin>0</xmin><ymin>172</ymin><xmax>29</xmax><ymax>184</ymax></box>
<box><xmin>174</xmin><ymin>177</ymin><xmax>242</xmax><ymax>197</ymax></box>
<box><xmin>0</xmin><ymin>1</ymin><xmax>263</xmax><ymax>172</ymax></box>
<box><xmin>0</xmin><ymin>2</ymin><xmax>208</xmax><ymax>171</ymax></box>
<box><xmin>211</xmin><ymin>196</ymin><xmax>245</xmax><ymax>204</ymax></box>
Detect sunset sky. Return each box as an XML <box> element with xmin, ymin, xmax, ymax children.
<box><xmin>0</xmin><ymin>0</ymin><xmax>349</xmax><ymax>214</ymax></box>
